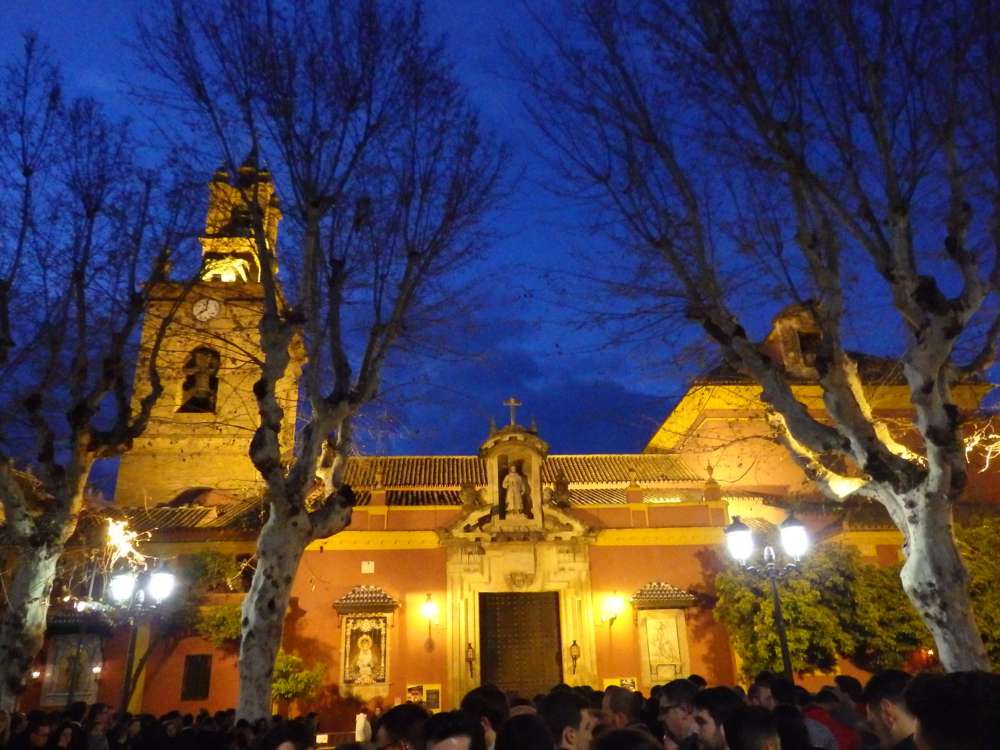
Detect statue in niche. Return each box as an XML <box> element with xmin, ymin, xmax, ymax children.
<box><xmin>501</xmin><ymin>462</ymin><xmax>532</xmax><ymax>519</ymax></box>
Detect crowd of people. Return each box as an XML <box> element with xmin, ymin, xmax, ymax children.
<box><xmin>351</xmin><ymin>669</ymin><xmax>1000</xmax><ymax>750</ymax></box>
<box><xmin>2</xmin><ymin>668</ymin><xmax>998</xmax><ymax>750</ymax></box>
<box><xmin>0</xmin><ymin>703</ymin><xmax>314</xmax><ymax>750</ymax></box>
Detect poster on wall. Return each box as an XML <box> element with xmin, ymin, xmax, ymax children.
<box><xmin>41</xmin><ymin>634</ymin><xmax>102</xmax><ymax>706</ymax></box>
<box><xmin>406</xmin><ymin>684</ymin><xmax>442</xmax><ymax>712</ymax></box>
<box><xmin>342</xmin><ymin>615</ymin><xmax>388</xmax><ymax>686</ymax></box>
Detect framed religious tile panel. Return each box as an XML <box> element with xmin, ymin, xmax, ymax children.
<box><xmin>41</xmin><ymin>634</ymin><xmax>102</xmax><ymax>706</ymax></box>
<box><xmin>342</xmin><ymin>615</ymin><xmax>389</xmax><ymax>687</ymax></box>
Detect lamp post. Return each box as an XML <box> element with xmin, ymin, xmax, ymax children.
<box><xmin>723</xmin><ymin>513</ymin><xmax>809</xmax><ymax>682</ymax></box>
<box><xmin>106</xmin><ymin>565</ymin><xmax>176</xmax><ymax>713</ymax></box>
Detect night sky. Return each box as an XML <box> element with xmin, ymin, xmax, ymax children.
<box><xmin>0</xmin><ymin>1</ymin><xmax>705</xmax><ymax>457</ymax></box>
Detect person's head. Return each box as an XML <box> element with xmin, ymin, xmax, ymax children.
<box><xmin>766</xmin><ymin>678</ymin><xmax>796</xmax><ymax>708</ymax></box>
<box><xmin>658</xmin><ymin>679</ymin><xmax>698</xmax><ymax>742</ymax></box>
<box><xmin>592</xmin><ymin>728</ymin><xmax>661</xmax><ymax>750</ymax></box>
<box><xmin>792</xmin><ymin>687</ymin><xmax>812</xmax><ymax>707</ymax></box>
<box><xmin>770</xmin><ymin>705</ymin><xmax>811</xmax><ymax>750</ymax></box>
<box><xmin>424</xmin><ymin>711</ymin><xmax>485</xmax><ymax>750</ymax></box>
<box><xmin>494</xmin><ymin>714</ymin><xmax>552</xmax><ymax>750</ymax></box>
<box><xmin>834</xmin><ymin>675</ymin><xmax>863</xmax><ymax>704</ymax></box>
<box><xmin>863</xmin><ymin>670</ymin><xmax>917</xmax><ymax>749</ymax></box>
<box><xmin>813</xmin><ymin>688</ymin><xmax>840</xmax><ymax>711</ymax></box>
<box><xmin>601</xmin><ymin>686</ymin><xmax>638</xmax><ymax>729</ymax></box>
<box><xmin>55</xmin><ymin>723</ymin><xmax>74</xmax><ymax>748</ymax></box>
<box><xmin>905</xmin><ymin>670</ymin><xmax>1000</xmax><ymax>750</ymax></box>
<box><xmin>66</xmin><ymin>704</ymin><xmax>87</xmax><ymax>725</ymax></box>
<box><xmin>87</xmin><ymin>703</ymin><xmax>111</xmax><ymax>728</ymax></box>
<box><xmin>11</xmin><ymin>712</ymin><xmax>27</xmax><ymax>735</ymax></box>
<box><xmin>373</xmin><ymin>703</ymin><xmax>429</xmax><ymax>750</ymax></box>
<box><xmin>460</xmin><ymin>686</ymin><xmax>508</xmax><ymax>747</ymax></box>
<box><xmin>722</xmin><ymin>706</ymin><xmax>779</xmax><ymax>750</ymax></box>
<box><xmin>26</xmin><ymin>720</ymin><xmax>51</xmax><ymax>749</ymax></box>
<box><xmin>266</xmin><ymin>719</ymin><xmax>316</xmax><ymax>750</ymax></box>
<box><xmin>539</xmin><ymin>689</ymin><xmax>595</xmax><ymax>750</ymax></box>
<box><xmin>692</xmin><ymin>687</ymin><xmax>742</xmax><ymax>750</ymax></box>
<box><xmin>508</xmin><ymin>698</ymin><xmax>536</xmax><ymax>719</ymax></box>
<box><xmin>746</xmin><ymin>684</ymin><xmax>774</xmax><ymax>712</ymax></box>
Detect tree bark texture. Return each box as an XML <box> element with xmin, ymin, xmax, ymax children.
<box><xmin>236</xmin><ymin>512</ymin><xmax>309</xmax><ymax>721</ymax></box>
<box><xmin>899</xmin><ymin>501</ymin><xmax>989</xmax><ymax>670</ymax></box>
<box><xmin>0</xmin><ymin>545</ymin><xmax>62</xmax><ymax>710</ymax></box>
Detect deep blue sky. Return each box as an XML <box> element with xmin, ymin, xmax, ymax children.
<box><xmin>0</xmin><ymin>1</ymin><xmax>698</xmax><ymax>456</ymax></box>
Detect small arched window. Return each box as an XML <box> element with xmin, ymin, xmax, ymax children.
<box><xmin>178</xmin><ymin>346</ymin><xmax>221</xmax><ymax>413</ymax></box>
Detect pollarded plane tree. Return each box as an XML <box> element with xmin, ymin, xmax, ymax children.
<box><xmin>138</xmin><ymin>0</ymin><xmax>507</xmax><ymax>718</ymax></box>
<box><xmin>520</xmin><ymin>0</ymin><xmax>999</xmax><ymax>670</ymax></box>
<box><xmin>0</xmin><ymin>35</ymin><xmax>198</xmax><ymax>708</ymax></box>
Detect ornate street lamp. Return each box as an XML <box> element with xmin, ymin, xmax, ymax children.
<box><xmin>106</xmin><ymin>565</ymin><xmax>176</xmax><ymax>712</ymax></box>
<box><xmin>724</xmin><ymin>513</ymin><xmax>810</xmax><ymax>681</ymax></box>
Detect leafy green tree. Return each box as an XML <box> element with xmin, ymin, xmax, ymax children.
<box><xmin>957</xmin><ymin>517</ymin><xmax>1000</xmax><ymax>665</ymax></box>
<box><xmin>270</xmin><ymin>651</ymin><xmax>325</xmax><ymax>709</ymax></box>
<box><xmin>195</xmin><ymin>603</ymin><xmax>243</xmax><ymax>647</ymax></box>
<box><xmin>848</xmin><ymin>561</ymin><xmax>930</xmax><ymax>671</ymax></box>
<box><xmin>715</xmin><ymin>543</ymin><xmax>927</xmax><ymax>679</ymax></box>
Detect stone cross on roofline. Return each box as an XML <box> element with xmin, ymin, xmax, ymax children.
<box><xmin>503</xmin><ymin>396</ymin><xmax>522</xmax><ymax>426</ymax></box>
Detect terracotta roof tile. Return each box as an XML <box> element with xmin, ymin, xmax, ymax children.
<box><xmin>352</xmin><ymin>490</ymin><xmax>461</xmax><ymax>507</ymax></box>
<box><xmin>543</xmin><ymin>454</ymin><xmax>698</xmax><ymax>484</ymax></box>
<box><xmin>341</xmin><ymin>453</ymin><xmax>697</xmax><ymax>489</ymax></box>
<box><xmin>631</xmin><ymin>581</ymin><xmax>697</xmax><ymax>609</ymax></box>
<box><xmin>123</xmin><ymin>498</ymin><xmax>264</xmax><ymax>532</ymax></box>
<box><xmin>568</xmin><ymin>488</ymin><xmax>627</xmax><ymax>506</ymax></box>
<box><xmin>124</xmin><ymin>506</ymin><xmax>214</xmax><ymax>532</ymax></box>
<box><xmin>333</xmin><ymin>585</ymin><xmax>399</xmax><ymax>614</ymax></box>
<box><xmin>344</xmin><ymin>456</ymin><xmax>486</xmax><ymax>487</ymax></box>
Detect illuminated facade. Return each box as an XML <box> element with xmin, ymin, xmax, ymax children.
<box><xmin>20</xmin><ymin>169</ymin><xmax>998</xmax><ymax>727</ymax></box>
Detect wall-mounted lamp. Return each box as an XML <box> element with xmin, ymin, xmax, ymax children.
<box><xmin>30</xmin><ymin>669</ymin><xmax>41</xmax><ymax>680</ymax></box>
<box><xmin>465</xmin><ymin>643</ymin><xmax>476</xmax><ymax>678</ymax></box>
<box><xmin>421</xmin><ymin>594</ymin><xmax>439</xmax><ymax>650</ymax></box>
<box><xmin>601</xmin><ymin>593</ymin><xmax>626</xmax><ymax>628</ymax></box>
<box><xmin>569</xmin><ymin>640</ymin><xmax>581</xmax><ymax>674</ymax></box>
<box><xmin>91</xmin><ymin>665</ymin><xmax>103</xmax><ymax>676</ymax></box>
<box><xmin>420</xmin><ymin>594</ymin><xmax>439</xmax><ymax>625</ymax></box>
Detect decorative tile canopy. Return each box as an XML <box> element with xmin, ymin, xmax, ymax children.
<box><xmin>631</xmin><ymin>581</ymin><xmax>697</xmax><ymax>610</ymax></box>
<box><xmin>334</xmin><ymin>585</ymin><xmax>400</xmax><ymax>615</ymax></box>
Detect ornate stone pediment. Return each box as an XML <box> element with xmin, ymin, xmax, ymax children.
<box><xmin>506</xmin><ymin>571</ymin><xmax>535</xmax><ymax>589</ymax></box>
<box><xmin>440</xmin><ymin>500</ymin><xmax>591</xmax><ymax>544</ymax></box>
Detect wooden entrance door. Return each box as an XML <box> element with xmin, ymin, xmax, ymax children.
<box><xmin>479</xmin><ymin>592</ymin><xmax>562</xmax><ymax>696</ymax></box>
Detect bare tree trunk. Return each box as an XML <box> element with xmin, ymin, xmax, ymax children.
<box><xmin>0</xmin><ymin>544</ymin><xmax>62</xmax><ymax>710</ymax></box>
<box><xmin>900</xmin><ymin>499</ymin><xmax>989</xmax><ymax>671</ymax></box>
<box><xmin>236</xmin><ymin>509</ymin><xmax>309</xmax><ymax>721</ymax></box>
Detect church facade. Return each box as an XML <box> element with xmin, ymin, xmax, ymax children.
<box><xmin>19</xmin><ymin>167</ymin><xmax>996</xmax><ymax>725</ymax></box>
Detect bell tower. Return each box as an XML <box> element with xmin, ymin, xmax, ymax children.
<box><xmin>115</xmin><ymin>162</ymin><xmax>301</xmax><ymax>507</ymax></box>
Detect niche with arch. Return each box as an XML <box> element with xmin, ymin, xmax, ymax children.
<box><xmin>178</xmin><ymin>346</ymin><xmax>221</xmax><ymax>413</ymax></box>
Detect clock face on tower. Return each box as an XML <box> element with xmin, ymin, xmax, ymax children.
<box><xmin>192</xmin><ymin>297</ymin><xmax>222</xmax><ymax>322</ymax></box>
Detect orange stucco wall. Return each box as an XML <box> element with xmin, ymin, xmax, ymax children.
<box><xmin>285</xmin><ymin>547</ymin><xmax>449</xmax><ymax>712</ymax></box>
<box><xmin>141</xmin><ymin>632</ymin><xmax>240</xmax><ymax>715</ymax></box>
<box><xmin>95</xmin><ymin>539</ymin><xmax>734</xmax><ymax>731</ymax></box>
<box><xmin>588</xmin><ymin>545</ymin><xmax>735</xmax><ymax>687</ymax></box>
